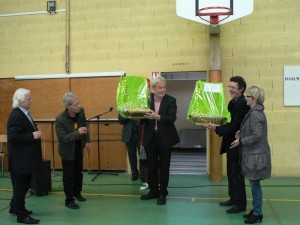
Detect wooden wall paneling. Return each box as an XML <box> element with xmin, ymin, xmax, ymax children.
<box><xmin>38</xmin><ymin>122</ymin><xmax>53</xmax><ymax>161</ymax></box>
<box><xmin>85</xmin><ymin>122</ymin><xmax>98</xmax><ymax>170</ymax></box>
<box><xmin>87</xmin><ymin>121</ymin><xmax>127</xmax><ymax>171</ymax></box>
<box><xmin>14</xmin><ymin>79</ymin><xmax>70</xmax><ymax>119</ymax></box>
<box><xmin>0</xmin><ymin>78</ymin><xmax>15</xmax><ymax>170</ymax></box>
<box><xmin>52</xmin><ymin>122</ymin><xmax>62</xmax><ymax>170</ymax></box>
<box><xmin>0</xmin><ymin>78</ymin><xmax>15</xmax><ymax>134</ymax></box>
<box><xmin>99</xmin><ymin>122</ymin><xmax>126</xmax><ymax>170</ymax></box>
<box><xmin>70</xmin><ymin>77</ymin><xmax>121</xmax><ymax>119</ymax></box>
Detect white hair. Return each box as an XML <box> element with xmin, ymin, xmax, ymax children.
<box><xmin>151</xmin><ymin>76</ymin><xmax>167</xmax><ymax>88</ymax></box>
<box><xmin>12</xmin><ymin>88</ymin><xmax>30</xmax><ymax>108</ymax></box>
<box><xmin>63</xmin><ymin>92</ymin><xmax>77</xmax><ymax>106</ymax></box>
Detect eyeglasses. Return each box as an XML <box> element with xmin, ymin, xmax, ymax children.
<box><xmin>70</xmin><ymin>102</ymin><xmax>80</xmax><ymax>107</ymax></box>
<box><xmin>227</xmin><ymin>85</ymin><xmax>238</xmax><ymax>89</ymax></box>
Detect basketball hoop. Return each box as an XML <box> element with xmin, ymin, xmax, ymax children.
<box><xmin>198</xmin><ymin>6</ymin><xmax>232</xmax><ymax>25</ymax></box>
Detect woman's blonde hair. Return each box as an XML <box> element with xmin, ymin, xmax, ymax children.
<box><xmin>247</xmin><ymin>85</ymin><xmax>265</xmax><ymax>105</ymax></box>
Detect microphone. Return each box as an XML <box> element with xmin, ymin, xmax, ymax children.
<box><xmin>109</xmin><ymin>107</ymin><xmax>113</xmax><ymax>112</ymax></box>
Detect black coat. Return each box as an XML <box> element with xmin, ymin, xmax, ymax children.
<box><xmin>118</xmin><ymin>114</ymin><xmax>139</xmax><ymax>143</ymax></box>
<box><xmin>215</xmin><ymin>95</ymin><xmax>250</xmax><ymax>154</ymax></box>
<box><xmin>55</xmin><ymin>108</ymin><xmax>89</xmax><ymax>161</ymax></box>
<box><xmin>143</xmin><ymin>93</ymin><xmax>179</xmax><ymax>149</ymax></box>
<box><xmin>7</xmin><ymin>108</ymin><xmax>42</xmax><ymax>174</ymax></box>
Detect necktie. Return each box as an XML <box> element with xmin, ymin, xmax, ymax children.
<box><xmin>28</xmin><ymin>112</ymin><xmax>36</xmax><ymax>130</ymax></box>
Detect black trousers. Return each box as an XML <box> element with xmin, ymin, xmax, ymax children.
<box><xmin>145</xmin><ymin>133</ymin><xmax>171</xmax><ymax>196</ymax></box>
<box><xmin>126</xmin><ymin>132</ymin><xmax>140</xmax><ymax>177</ymax></box>
<box><xmin>62</xmin><ymin>148</ymin><xmax>83</xmax><ymax>203</ymax></box>
<box><xmin>226</xmin><ymin>148</ymin><xmax>247</xmax><ymax>208</ymax></box>
<box><xmin>10</xmin><ymin>172</ymin><xmax>32</xmax><ymax>216</ymax></box>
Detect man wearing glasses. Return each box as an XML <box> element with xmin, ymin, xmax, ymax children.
<box><xmin>204</xmin><ymin>76</ymin><xmax>250</xmax><ymax>214</ymax></box>
<box><xmin>55</xmin><ymin>92</ymin><xmax>91</xmax><ymax>209</ymax></box>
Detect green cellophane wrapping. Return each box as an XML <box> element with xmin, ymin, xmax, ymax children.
<box><xmin>116</xmin><ymin>76</ymin><xmax>150</xmax><ymax>119</ymax></box>
<box><xmin>187</xmin><ymin>81</ymin><xmax>231</xmax><ymax>125</ymax></box>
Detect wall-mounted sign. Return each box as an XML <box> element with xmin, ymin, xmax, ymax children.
<box><xmin>152</xmin><ymin>72</ymin><xmax>160</xmax><ymax>78</ymax></box>
<box><xmin>284</xmin><ymin>66</ymin><xmax>300</xmax><ymax>106</ymax></box>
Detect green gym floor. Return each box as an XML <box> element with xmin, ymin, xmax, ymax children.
<box><xmin>0</xmin><ymin>171</ymin><xmax>299</xmax><ymax>225</ymax></box>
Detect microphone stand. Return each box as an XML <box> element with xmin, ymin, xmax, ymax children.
<box><xmin>88</xmin><ymin>108</ymin><xmax>118</xmax><ymax>181</ymax></box>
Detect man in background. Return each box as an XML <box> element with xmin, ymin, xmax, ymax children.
<box><xmin>55</xmin><ymin>92</ymin><xmax>90</xmax><ymax>209</ymax></box>
<box><xmin>118</xmin><ymin>115</ymin><xmax>140</xmax><ymax>181</ymax></box>
<box><xmin>7</xmin><ymin>88</ymin><xmax>42</xmax><ymax>224</ymax></box>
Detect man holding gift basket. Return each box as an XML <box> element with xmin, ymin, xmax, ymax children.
<box><xmin>204</xmin><ymin>76</ymin><xmax>250</xmax><ymax>214</ymax></box>
<box><xmin>140</xmin><ymin>76</ymin><xmax>180</xmax><ymax>205</ymax></box>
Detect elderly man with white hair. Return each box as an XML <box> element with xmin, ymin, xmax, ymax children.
<box><xmin>7</xmin><ymin>88</ymin><xmax>43</xmax><ymax>224</ymax></box>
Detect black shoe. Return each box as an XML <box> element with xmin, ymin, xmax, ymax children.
<box><xmin>65</xmin><ymin>202</ymin><xmax>80</xmax><ymax>209</ymax></box>
<box><xmin>243</xmin><ymin>210</ymin><xmax>254</xmax><ymax>219</ymax></box>
<box><xmin>17</xmin><ymin>215</ymin><xmax>40</xmax><ymax>224</ymax></box>
<box><xmin>219</xmin><ymin>199</ymin><xmax>234</xmax><ymax>206</ymax></box>
<box><xmin>141</xmin><ymin>192</ymin><xmax>159</xmax><ymax>200</ymax></box>
<box><xmin>226</xmin><ymin>205</ymin><xmax>246</xmax><ymax>213</ymax></box>
<box><xmin>244</xmin><ymin>214</ymin><xmax>263</xmax><ymax>224</ymax></box>
<box><xmin>157</xmin><ymin>195</ymin><xmax>166</xmax><ymax>205</ymax></box>
<box><xmin>131</xmin><ymin>174</ymin><xmax>139</xmax><ymax>181</ymax></box>
<box><xmin>75</xmin><ymin>195</ymin><xmax>86</xmax><ymax>202</ymax></box>
<box><xmin>10</xmin><ymin>208</ymin><xmax>33</xmax><ymax>215</ymax></box>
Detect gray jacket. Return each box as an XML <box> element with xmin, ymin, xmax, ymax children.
<box><xmin>55</xmin><ymin>108</ymin><xmax>90</xmax><ymax>161</ymax></box>
<box><xmin>240</xmin><ymin>104</ymin><xmax>271</xmax><ymax>180</ymax></box>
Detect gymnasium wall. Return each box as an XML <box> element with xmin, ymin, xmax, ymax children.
<box><xmin>0</xmin><ymin>0</ymin><xmax>300</xmax><ymax>176</ymax></box>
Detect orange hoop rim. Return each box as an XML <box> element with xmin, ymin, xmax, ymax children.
<box><xmin>198</xmin><ymin>6</ymin><xmax>232</xmax><ymax>25</ymax></box>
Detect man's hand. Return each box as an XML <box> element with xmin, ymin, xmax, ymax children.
<box><xmin>85</xmin><ymin>142</ymin><xmax>91</xmax><ymax>151</ymax></box>
<box><xmin>235</xmin><ymin>130</ymin><xmax>240</xmax><ymax>139</ymax></box>
<box><xmin>230</xmin><ymin>139</ymin><xmax>239</xmax><ymax>148</ymax></box>
<box><xmin>202</xmin><ymin>123</ymin><xmax>216</xmax><ymax>131</ymax></box>
<box><xmin>144</xmin><ymin>110</ymin><xmax>160</xmax><ymax>120</ymax></box>
<box><xmin>78</xmin><ymin>127</ymin><xmax>88</xmax><ymax>135</ymax></box>
<box><xmin>33</xmin><ymin>131</ymin><xmax>42</xmax><ymax>139</ymax></box>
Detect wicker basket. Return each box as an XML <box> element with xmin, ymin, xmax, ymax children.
<box><xmin>191</xmin><ymin>116</ymin><xmax>226</xmax><ymax>126</ymax></box>
<box><xmin>125</xmin><ymin>109</ymin><xmax>150</xmax><ymax>119</ymax></box>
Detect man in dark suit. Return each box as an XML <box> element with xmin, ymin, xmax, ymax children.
<box><xmin>140</xmin><ymin>76</ymin><xmax>179</xmax><ymax>205</ymax></box>
<box><xmin>204</xmin><ymin>76</ymin><xmax>250</xmax><ymax>213</ymax></box>
<box><xmin>7</xmin><ymin>88</ymin><xmax>43</xmax><ymax>224</ymax></box>
<box><xmin>118</xmin><ymin>115</ymin><xmax>141</xmax><ymax>181</ymax></box>
<box><xmin>55</xmin><ymin>92</ymin><xmax>90</xmax><ymax>210</ymax></box>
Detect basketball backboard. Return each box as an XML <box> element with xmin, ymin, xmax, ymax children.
<box><xmin>176</xmin><ymin>0</ymin><xmax>253</xmax><ymax>25</ymax></box>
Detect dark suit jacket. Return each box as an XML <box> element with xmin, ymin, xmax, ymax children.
<box><xmin>143</xmin><ymin>93</ymin><xmax>179</xmax><ymax>149</ymax></box>
<box><xmin>215</xmin><ymin>95</ymin><xmax>250</xmax><ymax>154</ymax></box>
<box><xmin>118</xmin><ymin>114</ymin><xmax>139</xmax><ymax>143</ymax></box>
<box><xmin>55</xmin><ymin>108</ymin><xmax>90</xmax><ymax>161</ymax></box>
<box><xmin>7</xmin><ymin>108</ymin><xmax>42</xmax><ymax>174</ymax></box>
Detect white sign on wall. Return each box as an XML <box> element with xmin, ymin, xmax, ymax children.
<box><xmin>284</xmin><ymin>66</ymin><xmax>300</xmax><ymax>106</ymax></box>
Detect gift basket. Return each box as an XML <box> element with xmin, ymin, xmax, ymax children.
<box><xmin>116</xmin><ymin>75</ymin><xmax>150</xmax><ymax>119</ymax></box>
<box><xmin>187</xmin><ymin>81</ymin><xmax>231</xmax><ymax>126</ymax></box>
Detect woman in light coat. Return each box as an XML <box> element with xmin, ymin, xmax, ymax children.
<box><xmin>231</xmin><ymin>85</ymin><xmax>271</xmax><ymax>224</ymax></box>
